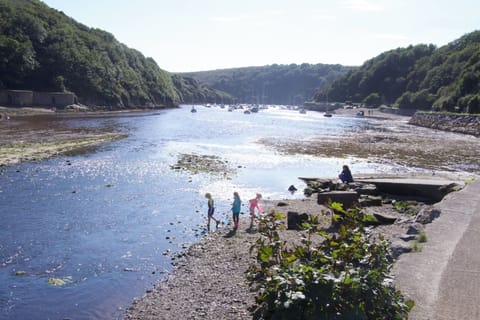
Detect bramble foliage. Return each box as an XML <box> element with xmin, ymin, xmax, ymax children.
<box><xmin>248</xmin><ymin>203</ymin><xmax>412</xmax><ymax>320</ymax></box>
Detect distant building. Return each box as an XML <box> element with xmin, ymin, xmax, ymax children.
<box><xmin>0</xmin><ymin>90</ymin><xmax>77</xmax><ymax>108</ymax></box>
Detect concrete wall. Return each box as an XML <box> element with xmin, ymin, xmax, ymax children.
<box><xmin>0</xmin><ymin>90</ymin><xmax>33</xmax><ymax>106</ymax></box>
<box><xmin>0</xmin><ymin>90</ymin><xmax>76</xmax><ymax>108</ymax></box>
<box><xmin>33</xmin><ymin>92</ymin><xmax>75</xmax><ymax>107</ymax></box>
<box><xmin>409</xmin><ymin>112</ymin><xmax>480</xmax><ymax>137</ymax></box>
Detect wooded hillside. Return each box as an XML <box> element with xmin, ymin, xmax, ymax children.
<box><xmin>315</xmin><ymin>31</ymin><xmax>480</xmax><ymax>113</ymax></box>
<box><xmin>181</xmin><ymin>64</ymin><xmax>353</xmax><ymax>105</ymax></box>
<box><xmin>0</xmin><ymin>0</ymin><xmax>228</xmax><ymax>108</ymax></box>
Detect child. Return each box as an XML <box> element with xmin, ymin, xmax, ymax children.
<box><xmin>231</xmin><ymin>191</ymin><xmax>241</xmax><ymax>231</ymax></box>
<box><xmin>339</xmin><ymin>165</ymin><xmax>354</xmax><ymax>184</ymax></box>
<box><xmin>248</xmin><ymin>193</ymin><xmax>262</xmax><ymax>229</ymax></box>
<box><xmin>205</xmin><ymin>193</ymin><xmax>220</xmax><ymax>231</ymax></box>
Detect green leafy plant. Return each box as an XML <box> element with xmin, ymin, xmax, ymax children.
<box><xmin>417</xmin><ymin>230</ymin><xmax>427</xmax><ymax>243</ymax></box>
<box><xmin>248</xmin><ymin>203</ymin><xmax>412</xmax><ymax>319</ymax></box>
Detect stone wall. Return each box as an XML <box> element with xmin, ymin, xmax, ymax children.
<box><xmin>409</xmin><ymin>112</ymin><xmax>480</xmax><ymax>137</ymax></box>
<box><xmin>0</xmin><ymin>90</ymin><xmax>76</xmax><ymax>108</ymax></box>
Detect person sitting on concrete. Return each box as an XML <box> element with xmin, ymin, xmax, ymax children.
<box><xmin>339</xmin><ymin>165</ymin><xmax>354</xmax><ymax>184</ymax></box>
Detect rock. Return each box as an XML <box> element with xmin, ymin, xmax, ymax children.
<box><xmin>303</xmin><ymin>187</ymin><xmax>314</xmax><ymax>197</ymax></box>
<box><xmin>373</xmin><ymin>212</ymin><xmax>397</xmax><ymax>224</ymax></box>
<box><xmin>353</xmin><ymin>183</ymin><xmax>379</xmax><ymax>196</ymax></box>
<box><xmin>391</xmin><ymin>241</ymin><xmax>413</xmax><ymax>258</ymax></box>
<box><xmin>287</xmin><ymin>211</ymin><xmax>309</xmax><ymax>230</ymax></box>
<box><xmin>359</xmin><ymin>195</ymin><xmax>383</xmax><ymax>207</ymax></box>
<box><xmin>406</xmin><ymin>222</ymin><xmax>424</xmax><ymax>235</ymax></box>
<box><xmin>415</xmin><ymin>206</ymin><xmax>441</xmax><ymax>224</ymax></box>
<box><xmin>317</xmin><ymin>191</ymin><xmax>359</xmax><ymax>209</ymax></box>
<box><xmin>399</xmin><ymin>234</ymin><xmax>417</xmax><ymax>241</ymax></box>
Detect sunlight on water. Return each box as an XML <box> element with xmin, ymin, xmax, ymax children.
<box><xmin>0</xmin><ymin>107</ymin><xmax>430</xmax><ymax>319</ymax></box>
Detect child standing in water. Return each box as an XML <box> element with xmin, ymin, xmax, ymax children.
<box><xmin>205</xmin><ymin>193</ymin><xmax>220</xmax><ymax>231</ymax></box>
<box><xmin>248</xmin><ymin>193</ymin><xmax>262</xmax><ymax>229</ymax></box>
<box><xmin>231</xmin><ymin>191</ymin><xmax>241</xmax><ymax>231</ymax></box>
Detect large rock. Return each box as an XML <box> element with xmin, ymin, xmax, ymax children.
<box><xmin>415</xmin><ymin>206</ymin><xmax>441</xmax><ymax>224</ymax></box>
<box><xmin>317</xmin><ymin>191</ymin><xmax>359</xmax><ymax>209</ymax></box>
<box><xmin>287</xmin><ymin>211</ymin><xmax>309</xmax><ymax>230</ymax></box>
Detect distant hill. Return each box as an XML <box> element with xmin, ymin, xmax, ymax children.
<box><xmin>180</xmin><ymin>64</ymin><xmax>353</xmax><ymax>105</ymax></box>
<box><xmin>0</xmin><ymin>0</ymin><xmax>227</xmax><ymax>108</ymax></box>
<box><xmin>315</xmin><ymin>31</ymin><xmax>480</xmax><ymax>114</ymax></box>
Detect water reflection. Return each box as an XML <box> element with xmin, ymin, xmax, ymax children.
<box><xmin>0</xmin><ymin>106</ymin><xmax>414</xmax><ymax>319</ymax></box>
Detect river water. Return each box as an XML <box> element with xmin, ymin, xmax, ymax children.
<box><xmin>1</xmin><ymin>106</ymin><xmax>415</xmax><ymax>319</ymax></box>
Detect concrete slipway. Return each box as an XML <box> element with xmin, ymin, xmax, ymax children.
<box><xmin>393</xmin><ymin>179</ymin><xmax>480</xmax><ymax>319</ymax></box>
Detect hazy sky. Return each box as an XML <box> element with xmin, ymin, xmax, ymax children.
<box><xmin>41</xmin><ymin>0</ymin><xmax>479</xmax><ymax>73</ymax></box>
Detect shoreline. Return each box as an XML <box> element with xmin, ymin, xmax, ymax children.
<box><xmin>2</xmin><ymin>106</ymin><xmax>479</xmax><ymax>318</ymax></box>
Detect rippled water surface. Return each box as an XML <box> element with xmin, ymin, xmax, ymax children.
<box><xmin>1</xmin><ymin>106</ymin><xmax>409</xmax><ymax>319</ymax></box>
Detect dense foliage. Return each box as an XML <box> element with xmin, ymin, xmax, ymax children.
<box><xmin>171</xmin><ymin>74</ymin><xmax>233</xmax><ymax>105</ymax></box>
<box><xmin>315</xmin><ymin>31</ymin><xmax>480</xmax><ymax>113</ymax></box>
<box><xmin>248</xmin><ymin>203</ymin><xmax>411</xmax><ymax>319</ymax></box>
<box><xmin>180</xmin><ymin>64</ymin><xmax>352</xmax><ymax>105</ymax></box>
<box><xmin>0</xmin><ymin>0</ymin><xmax>224</xmax><ymax>108</ymax></box>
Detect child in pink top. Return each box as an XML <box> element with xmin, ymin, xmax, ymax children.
<box><xmin>249</xmin><ymin>193</ymin><xmax>262</xmax><ymax>229</ymax></box>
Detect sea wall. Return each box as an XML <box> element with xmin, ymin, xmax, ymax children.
<box><xmin>0</xmin><ymin>90</ymin><xmax>76</xmax><ymax>108</ymax></box>
<box><xmin>409</xmin><ymin>112</ymin><xmax>480</xmax><ymax>137</ymax></box>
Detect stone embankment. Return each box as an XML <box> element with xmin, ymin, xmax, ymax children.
<box><xmin>409</xmin><ymin>112</ymin><xmax>480</xmax><ymax>136</ymax></box>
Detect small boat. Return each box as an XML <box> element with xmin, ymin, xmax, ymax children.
<box><xmin>244</xmin><ymin>110</ymin><xmax>251</xmax><ymax>114</ymax></box>
<box><xmin>191</xmin><ymin>106</ymin><xmax>197</xmax><ymax>113</ymax></box>
<box><xmin>324</xmin><ymin>112</ymin><xmax>332</xmax><ymax>117</ymax></box>
<box><xmin>299</xmin><ymin>108</ymin><xmax>306</xmax><ymax>114</ymax></box>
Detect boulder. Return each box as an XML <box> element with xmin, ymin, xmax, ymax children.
<box><xmin>317</xmin><ymin>191</ymin><xmax>359</xmax><ymax>209</ymax></box>
<box><xmin>359</xmin><ymin>195</ymin><xmax>383</xmax><ymax>207</ymax></box>
<box><xmin>406</xmin><ymin>222</ymin><xmax>424</xmax><ymax>235</ymax></box>
<box><xmin>352</xmin><ymin>183</ymin><xmax>379</xmax><ymax>196</ymax></box>
<box><xmin>287</xmin><ymin>211</ymin><xmax>309</xmax><ymax>230</ymax></box>
<box><xmin>373</xmin><ymin>212</ymin><xmax>397</xmax><ymax>224</ymax></box>
<box><xmin>415</xmin><ymin>206</ymin><xmax>441</xmax><ymax>224</ymax></box>
<box><xmin>391</xmin><ymin>240</ymin><xmax>413</xmax><ymax>258</ymax></box>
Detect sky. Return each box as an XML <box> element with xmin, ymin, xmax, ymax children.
<box><xmin>41</xmin><ymin>0</ymin><xmax>479</xmax><ymax>73</ymax></box>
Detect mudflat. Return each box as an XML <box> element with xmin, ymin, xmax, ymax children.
<box><xmin>0</xmin><ymin>108</ymin><xmax>126</xmax><ymax>166</ymax></box>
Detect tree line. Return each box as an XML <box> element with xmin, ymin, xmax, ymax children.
<box><xmin>180</xmin><ymin>63</ymin><xmax>353</xmax><ymax>105</ymax></box>
<box><xmin>0</xmin><ymin>0</ymin><xmax>229</xmax><ymax>108</ymax></box>
<box><xmin>315</xmin><ymin>31</ymin><xmax>480</xmax><ymax>114</ymax></box>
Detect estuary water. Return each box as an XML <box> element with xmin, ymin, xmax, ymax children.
<box><xmin>1</xmin><ymin>106</ymin><xmax>403</xmax><ymax>319</ymax></box>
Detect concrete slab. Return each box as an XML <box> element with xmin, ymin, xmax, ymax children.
<box><xmin>355</xmin><ymin>177</ymin><xmax>464</xmax><ymax>202</ymax></box>
<box><xmin>393</xmin><ymin>180</ymin><xmax>480</xmax><ymax>319</ymax></box>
